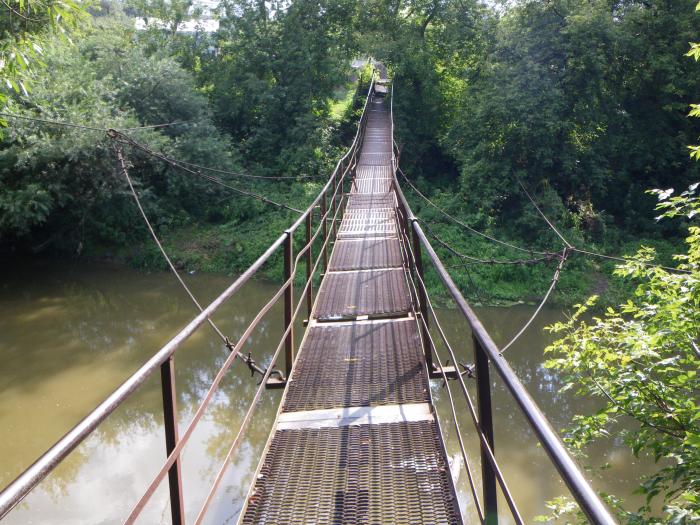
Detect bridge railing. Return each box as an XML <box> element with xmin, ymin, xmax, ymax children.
<box><xmin>0</xmin><ymin>76</ymin><xmax>377</xmax><ymax>524</ymax></box>
<box><xmin>389</xmin><ymin>84</ymin><xmax>616</xmax><ymax>525</ymax></box>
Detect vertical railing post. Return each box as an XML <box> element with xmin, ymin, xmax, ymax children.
<box><xmin>321</xmin><ymin>193</ymin><xmax>328</xmax><ymax>272</ymax></box>
<box><xmin>474</xmin><ymin>334</ymin><xmax>498</xmax><ymax>525</ymax></box>
<box><xmin>411</xmin><ymin>220</ymin><xmax>433</xmax><ymax>374</ymax></box>
<box><xmin>397</xmin><ymin>197</ymin><xmax>410</xmax><ymax>259</ymax></box>
<box><xmin>161</xmin><ymin>357</ymin><xmax>185</xmax><ymax>525</ymax></box>
<box><xmin>305</xmin><ymin>212</ymin><xmax>313</xmax><ymax>319</ymax></box>
<box><xmin>332</xmin><ymin>172</ymin><xmax>338</xmax><ymax>238</ymax></box>
<box><xmin>283</xmin><ymin>230</ymin><xmax>294</xmax><ymax>379</ymax></box>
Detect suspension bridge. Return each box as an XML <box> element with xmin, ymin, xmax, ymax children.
<box><xmin>0</xmin><ymin>74</ymin><xmax>617</xmax><ymax>524</ymax></box>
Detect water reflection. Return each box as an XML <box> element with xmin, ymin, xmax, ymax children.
<box><xmin>1</xmin><ymin>258</ymin><xmax>283</xmax><ymax>524</ymax></box>
<box><xmin>430</xmin><ymin>305</ymin><xmax>656</xmax><ymax>523</ymax></box>
<box><xmin>0</xmin><ymin>259</ymin><xmax>650</xmax><ymax>524</ymax></box>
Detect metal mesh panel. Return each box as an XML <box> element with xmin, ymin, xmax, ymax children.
<box><xmin>361</xmin><ymin>142</ymin><xmax>393</xmax><ymax>154</ymax></box>
<box><xmin>241</xmin><ymin>421</ymin><xmax>461</xmax><ymax>525</ymax></box>
<box><xmin>329</xmin><ymin>238</ymin><xmax>403</xmax><ymax>271</ymax></box>
<box><xmin>356</xmin><ymin>166</ymin><xmax>393</xmax><ymax>180</ymax></box>
<box><xmin>283</xmin><ymin>321</ymin><xmax>428</xmax><ymax>411</ymax></box>
<box><xmin>346</xmin><ymin>194</ymin><xmax>396</xmax><ymax>210</ymax></box>
<box><xmin>314</xmin><ymin>269</ymin><xmax>411</xmax><ymax>320</ymax></box>
<box><xmin>352</xmin><ymin>178</ymin><xmax>393</xmax><ymax>194</ymax></box>
<box><xmin>338</xmin><ymin>214</ymin><xmax>397</xmax><ymax>238</ymax></box>
<box><xmin>358</xmin><ymin>152</ymin><xmax>393</xmax><ymax>166</ymax></box>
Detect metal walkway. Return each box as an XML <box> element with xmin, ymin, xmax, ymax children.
<box><xmin>240</xmin><ymin>95</ymin><xmax>462</xmax><ymax>524</ymax></box>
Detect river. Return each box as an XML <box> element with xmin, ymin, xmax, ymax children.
<box><xmin>0</xmin><ymin>258</ymin><xmax>654</xmax><ymax>524</ymax></box>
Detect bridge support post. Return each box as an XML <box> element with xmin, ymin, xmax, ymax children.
<box><xmin>160</xmin><ymin>357</ymin><xmax>185</xmax><ymax>525</ymax></box>
<box><xmin>332</xmin><ymin>173</ymin><xmax>338</xmax><ymax>238</ymax></box>
<box><xmin>284</xmin><ymin>231</ymin><xmax>294</xmax><ymax>379</ymax></box>
<box><xmin>305</xmin><ymin>213</ymin><xmax>313</xmax><ymax>318</ymax></box>
<box><xmin>321</xmin><ymin>194</ymin><xmax>328</xmax><ymax>272</ymax></box>
<box><xmin>411</xmin><ymin>220</ymin><xmax>434</xmax><ymax>375</ymax></box>
<box><xmin>474</xmin><ymin>335</ymin><xmax>498</xmax><ymax>525</ymax></box>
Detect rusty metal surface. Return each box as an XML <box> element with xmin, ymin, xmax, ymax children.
<box><xmin>314</xmin><ymin>269</ymin><xmax>411</xmax><ymax>320</ymax></box>
<box><xmin>240</xmin><ymin>421</ymin><xmax>461</xmax><ymax>525</ymax></box>
<box><xmin>358</xmin><ymin>152</ymin><xmax>393</xmax><ymax>165</ymax></box>
<box><xmin>338</xmin><ymin>211</ymin><xmax>397</xmax><ymax>239</ymax></box>
<box><xmin>346</xmin><ymin>193</ymin><xmax>395</xmax><ymax>210</ymax></box>
<box><xmin>329</xmin><ymin>237</ymin><xmax>402</xmax><ymax>271</ymax></box>
<box><xmin>352</xmin><ymin>177</ymin><xmax>393</xmax><ymax>194</ymax></box>
<box><xmin>355</xmin><ymin>165</ymin><xmax>393</xmax><ymax>179</ymax></box>
<box><xmin>283</xmin><ymin>321</ymin><xmax>428</xmax><ymax>411</ymax></box>
<box><xmin>360</xmin><ymin>142</ymin><xmax>393</xmax><ymax>154</ymax></box>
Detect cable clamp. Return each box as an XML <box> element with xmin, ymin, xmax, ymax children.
<box><xmin>459</xmin><ymin>362</ymin><xmax>475</xmax><ymax>379</ymax></box>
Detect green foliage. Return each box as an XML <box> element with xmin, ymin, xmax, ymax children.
<box><xmin>0</xmin><ymin>20</ymin><xmax>244</xmax><ymax>252</ymax></box>
<box><xmin>203</xmin><ymin>0</ymin><xmax>356</xmax><ymax>175</ymax></box>
<box><xmin>0</xmin><ymin>0</ymin><xmax>87</xmax><ymax>114</ymax></box>
<box><xmin>544</xmin><ymin>185</ymin><xmax>700</xmax><ymax>522</ymax></box>
<box><xmin>442</xmin><ymin>0</ymin><xmax>700</xmax><ymax>235</ymax></box>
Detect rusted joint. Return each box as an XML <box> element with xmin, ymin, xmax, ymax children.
<box><xmin>225</xmin><ymin>338</ymin><xmax>267</xmax><ymax>378</ymax></box>
<box><xmin>459</xmin><ymin>362</ymin><xmax>475</xmax><ymax>379</ymax></box>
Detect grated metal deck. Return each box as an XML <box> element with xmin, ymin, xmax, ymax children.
<box><xmin>283</xmin><ymin>320</ymin><xmax>428</xmax><ymax>412</ymax></box>
<box><xmin>241</xmin><ymin>421</ymin><xmax>461</xmax><ymax>525</ymax></box>
<box><xmin>329</xmin><ymin>237</ymin><xmax>403</xmax><ymax>271</ymax></box>
<box><xmin>314</xmin><ymin>269</ymin><xmax>412</xmax><ymax>320</ymax></box>
<box><xmin>239</xmin><ymin>92</ymin><xmax>462</xmax><ymax>525</ymax></box>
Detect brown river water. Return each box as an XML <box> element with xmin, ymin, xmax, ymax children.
<box><xmin>0</xmin><ymin>258</ymin><xmax>655</xmax><ymax>524</ymax></box>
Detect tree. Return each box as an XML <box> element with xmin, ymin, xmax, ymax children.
<box><xmin>0</xmin><ymin>20</ymin><xmax>243</xmax><ymax>252</ymax></box>
<box><xmin>0</xmin><ymin>0</ymin><xmax>86</xmax><ymax>116</ymax></box>
<box><xmin>205</xmin><ymin>0</ymin><xmax>356</xmax><ymax>174</ymax></box>
<box><xmin>544</xmin><ymin>185</ymin><xmax>699</xmax><ymax>523</ymax></box>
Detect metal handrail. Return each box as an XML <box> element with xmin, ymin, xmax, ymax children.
<box><xmin>0</xmin><ymin>74</ymin><xmax>377</xmax><ymax>521</ymax></box>
<box><xmin>389</xmin><ymin>83</ymin><xmax>616</xmax><ymax>525</ymax></box>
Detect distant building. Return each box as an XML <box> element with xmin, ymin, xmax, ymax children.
<box><xmin>133</xmin><ymin>0</ymin><xmax>219</xmax><ymax>33</ymax></box>
<box><xmin>133</xmin><ymin>17</ymin><xmax>219</xmax><ymax>33</ymax></box>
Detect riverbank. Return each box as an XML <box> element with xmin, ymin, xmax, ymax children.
<box><xmin>75</xmin><ymin>218</ymin><xmax>683</xmax><ymax>309</ymax></box>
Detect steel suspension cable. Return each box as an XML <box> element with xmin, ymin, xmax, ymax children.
<box><xmin>570</xmin><ymin>246</ymin><xmax>691</xmax><ymax>274</ymax></box>
<box><xmin>518</xmin><ymin>181</ymin><xmax>573</xmax><ymax>249</ymax></box>
<box><xmin>0</xmin><ymin>111</ymin><xmax>109</xmax><ymax>132</ymax></box>
<box><xmin>116</xmin><ymin>144</ymin><xmax>225</xmax><ymax>340</ymax></box>
<box><xmin>2</xmin><ymin>111</ymin><xmax>320</xmax><ymax>181</ymax></box>
<box><xmin>420</xmin><ymin>220</ymin><xmax>556</xmax><ymax>266</ymax></box>
<box><xmin>110</xmin><ymin>131</ymin><xmax>303</xmax><ymax>213</ymax></box>
<box><xmin>418</xmin><ymin>211</ymin><xmax>569</xmax><ymax>351</ymax></box>
<box><xmin>518</xmin><ymin>181</ymin><xmax>692</xmax><ymax>274</ymax></box>
<box><xmin>115</xmin><ymin>145</ymin><xmax>265</xmax><ymax>375</ymax></box>
<box><xmin>499</xmin><ymin>249</ymin><xmax>569</xmax><ymax>354</ymax></box>
<box><xmin>397</xmin><ymin>167</ymin><xmax>555</xmax><ymax>257</ymax></box>
<box><xmin>415</xmin><ymin>192</ymin><xmax>569</xmax><ymax>354</ymax></box>
<box><xmin>0</xmin><ymin>111</ymin><xmax>191</xmax><ymax>132</ymax></box>
<box><xmin>158</xmin><ymin>156</ymin><xmax>324</xmax><ymax>180</ymax></box>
